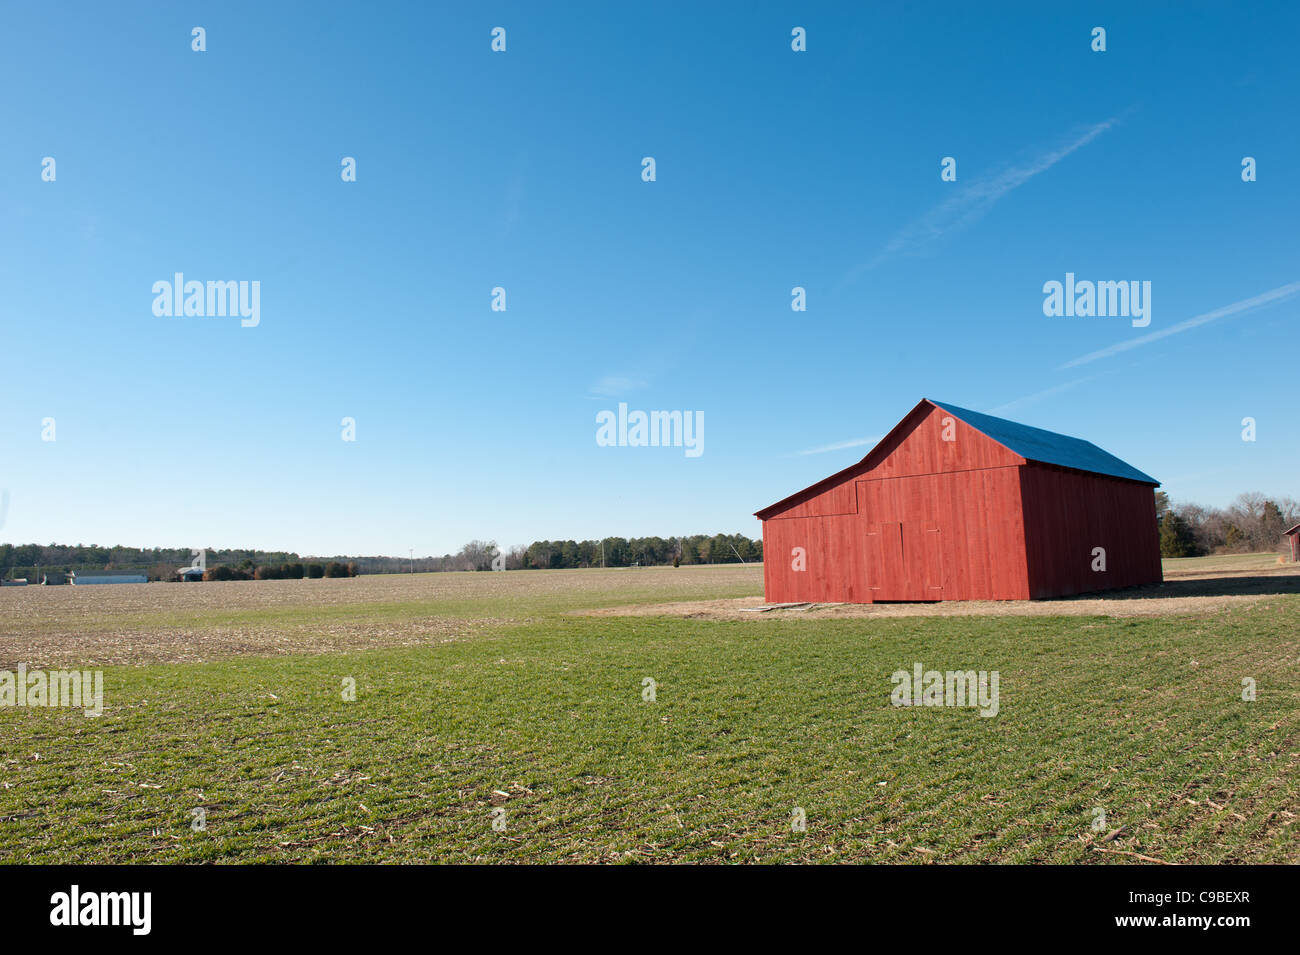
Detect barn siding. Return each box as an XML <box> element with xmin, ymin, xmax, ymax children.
<box><xmin>866</xmin><ymin>404</ymin><xmax>1023</xmax><ymax>479</ymax></box>
<box><xmin>855</xmin><ymin>467</ymin><xmax>1029</xmax><ymax>600</ymax></box>
<box><xmin>761</xmin><ymin>406</ymin><xmax>1030</xmax><ymax>602</ymax></box>
<box><xmin>1018</xmin><ymin>464</ymin><xmax>1162</xmax><ymax>597</ymax></box>
<box><xmin>762</xmin><ymin>513</ymin><xmax>866</xmax><ymax>603</ymax></box>
<box><xmin>759</xmin><ymin>401</ymin><xmax>1161</xmax><ymax>603</ymax></box>
<box><xmin>775</xmin><ymin>480</ymin><xmax>858</xmax><ymax>520</ymax></box>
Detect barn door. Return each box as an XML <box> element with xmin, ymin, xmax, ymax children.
<box><xmin>865</xmin><ymin>520</ymin><xmax>942</xmax><ymax>600</ymax></box>
<box><xmin>902</xmin><ymin>521</ymin><xmax>944</xmax><ymax>600</ymax></box>
<box><xmin>864</xmin><ymin>522</ymin><xmax>901</xmax><ymax>595</ymax></box>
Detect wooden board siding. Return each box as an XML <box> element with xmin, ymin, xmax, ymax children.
<box><xmin>864</xmin><ymin>404</ymin><xmax>1023</xmax><ymax>481</ymax></box>
<box><xmin>864</xmin><ymin>521</ymin><xmax>942</xmax><ymax>599</ymax></box>
<box><xmin>761</xmin><ymin>512</ymin><xmax>867</xmax><ymax>603</ymax></box>
<box><xmin>760</xmin><ymin>404</ymin><xmax>1032</xmax><ymax>602</ymax></box>
<box><xmin>1018</xmin><ymin>463</ymin><xmax>1162</xmax><ymax>598</ymax></box>
<box><xmin>774</xmin><ymin>480</ymin><xmax>858</xmax><ymax>520</ymax></box>
<box><xmin>756</xmin><ymin>402</ymin><xmax>1023</xmax><ymax>522</ymax></box>
<box><xmin>857</xmin><ymin>468</ymin><xmax>1029</xmax><ymax>600</ymax></box>
<box><xmin>762</xmin><ymin>404</ymin><xmax>1024</xmax><ymax>524</ymax></box>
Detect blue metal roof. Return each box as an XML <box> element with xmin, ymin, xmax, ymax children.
<box><xmin>927</xmin><ymin>400</ymin><xmax>1159</xmax><ymax>485</ymax></box>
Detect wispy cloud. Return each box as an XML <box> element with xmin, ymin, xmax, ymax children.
<box><xmin>989</xmin><ymin>372</ymin><xmax>1112</xmax><ymax>415</ymax></box>
<box><xmin>1060</xmin><ymin>280</ymin><xmax>1300</xmax><ymax>369</ymax></box>
<box><xmin>586</xmin><ymin>374</ymin><xmax>646</xmax><ymax>398</ymax></box>
<box><xmin>792</xmin><ymin>435</ymin><xmax>882</xmax><ymax>457</ymax></box>
<box><xmin>843</xmin><ymin>116</ymin><xmax>1123</xmax><ymax>283</ymax></box>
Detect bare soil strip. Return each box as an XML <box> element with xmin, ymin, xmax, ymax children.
<box><xmin>578</xmin><ymin>562</ymin><xmax>1300</xmax><ymax>620</ymax></box>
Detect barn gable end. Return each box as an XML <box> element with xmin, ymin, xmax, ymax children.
<box><xmin>758</xmin><ymin>401</ymin><xmax>1022</xmax><ymax>521</ymax></box>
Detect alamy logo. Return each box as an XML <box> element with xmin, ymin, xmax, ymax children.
<box><xmin>890</xmin><ymin>663</ymin><xmax>999</xmax><ymax>717</ymax></box>
<box><xmin>1042</xmin><ymin>272</ymin><xmax>1150</xmax><ymax>327</ymax></box>
<box><xmin>50</xmin><ymin>885</ymin><xmax>151</xmax><ymax>935</ymax></box>
<box><xmin>152</xmin><ymin>273</ymin><xmax>260</xmax><ymax>327</ymax></box>
<box><xmin>0</xmin><ymin>665</ymin><xmax>103</xmax><ymax>716</ymax></box>
<box><xmin>596</xmin><ymin>402</ymin><xmax>703</xmax><ymax>458</ymax></box>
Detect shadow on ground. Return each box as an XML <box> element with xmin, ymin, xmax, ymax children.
<box><xmin>1069</xmin><ymin>571</ymin><xmax>1300</xmax><ymax>601</ymax></box>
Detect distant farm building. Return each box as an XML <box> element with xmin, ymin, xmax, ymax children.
<box><xmin>1286</xmin><ymin>523</ymin><xmax>1300</xmax><ymax>562</ymax></box>
<box><xmin>1</xmin><ymin>578</ymin><xmax>28</xmax><ymax>587</ymax></box>
<box><xmin>756</xmin><ymin>399</ymin><xmax>1163</xmax><ymax>602</ymax></box>
<box><xmin>71</xmin><ymin>571</ymin><xmax>148</xmax><ymax>585</ymax></box>
<box><xmin>179</xmin><ymin>567</ymin><xmax>204</xmax><ymax>582</ymax></box>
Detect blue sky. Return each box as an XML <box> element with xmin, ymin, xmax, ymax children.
<box><xmin>2</xmin><ymin>2</ymin><xmax>1297</xmax><ymax>555</ymax></box>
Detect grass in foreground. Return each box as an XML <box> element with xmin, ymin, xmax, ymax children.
<box><xmin>1</xmin><ymin>570</ymin><xmax>1295</xmax><ymax>863</ymax></box>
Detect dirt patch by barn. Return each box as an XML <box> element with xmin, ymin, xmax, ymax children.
<box><xmin>577</xmin><ymin>561</ymin><xmax>1300</xmax><ymax>620</ymax></box>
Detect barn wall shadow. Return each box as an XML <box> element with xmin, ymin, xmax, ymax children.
<box><xmin>1064</xmin><ymin>574</ymin><xmax>1300</xmax><ymax>601</ymax></box>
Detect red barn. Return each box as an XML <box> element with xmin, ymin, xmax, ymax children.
<box><xmin>755</xmin><ymin>399</ymin><xmax>1162</xmax><ymax>602</ymax></box>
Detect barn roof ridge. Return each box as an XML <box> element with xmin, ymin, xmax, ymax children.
<box><xmin>755</xmin><ymin>398</ymin><xmax>1158</xmax><ymax>518</ymax></box>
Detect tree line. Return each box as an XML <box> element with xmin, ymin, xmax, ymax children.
<box><xmin>518</xmin><ymin>534</ymin><xmax>761</xmax><ymax>569</ymax></box>
<box><xmin>327</xmin><ymin>535</ymin><xmax>764</xmax><ymax>573</ymax></box>
<box><xmin>0</xmin><ymin>544</ymin><xmax>357</xmax><ymax>582</ymax></box>
<box><xmin>1156</xmin><ymin>491</ymin><xmax>1298</xmax><ymax>558</ymax></box>
<box><xmin>0</xmin><ymin>534</ymin><xmax>761</xmax><ymax>580</ymax></box>
<box><xmin>4</xmin><ymin>494</ymin><xmax>1293</xmax><ymax>580</ymax></box>
<box><xmin>208</xmin><ymin>561</ymin><xmax>357</xmax><ymax>581</ymax></box>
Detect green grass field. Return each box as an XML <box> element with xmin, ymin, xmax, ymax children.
<box><xmin>1</xmin><ymin>563</ymin><xmax>1296</xmax><ymax>863</ymax></box>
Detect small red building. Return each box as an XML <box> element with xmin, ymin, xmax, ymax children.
<box><xmin>1285</xmin><ymin>523</ymin><xmax>1300</xmax><ymax>562</ymax></box>
<box><xmin>755</xmin><ymin>399</ymin><xmax>1163</xmax><ymax>602</ymax></box>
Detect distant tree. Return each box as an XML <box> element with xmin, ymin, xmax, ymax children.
<box><xmin>148</xmin><ymin>563</ymin><xmax>180</xmax><ymax>583</ymax></box>
<box><xmin>1174</xmin><ymin>502</ymin><xmax>1214</xmax><ymax>554</ymax></box>
<box><xmin>1159</xmin><ymin>512</ymin><xmax>1198</xmax><ymax>558</ymax></box>
<box><xmin>307</xmin><ymin>563</ymin><xmax>325</xmax><ymax>578</ymax></box>
<box><xmin>323</xmin><ymin>561</ymin><xmax>349</xmax><ymax>578</ymax></box>
<box><xmin>1281</xmin><ymin>497</ymin><xmax>1300</xmax><ymax>528</ymax></box>
<box><xmin>605</xmin><ymin>537</ymin><xmax>629</xmax><ymax>567</ymax></box>
<box><xmin>1225</xmin><ymin>493</ymin><xmax>1289</xmax><ymax>552</ymax></box>
<box><xmin>1259</xmin><ymin>500</ymin><xmax>1286</xmax><ymax>551</ymax></box>
<box><xmin>457</xmin><ymin>540</ymin><xmax>498</xmax><ymax>572</ymax></box>
<box><xmin>560</xmin><ymin>540</ymin><xmax>579</xmax><ymax>568</ymax></box>
<box><xmin>1223</xmin><ymin>524</ymin><xmax>1246</xmax><ymax>552</ymax></box>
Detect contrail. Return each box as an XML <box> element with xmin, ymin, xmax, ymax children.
<box><xmin>989</xmin><ymin>373</ymin><xmax>1111</xmax><ymax>415</ymax></box>
<box><xmin>792</xmin><ymin>435</ymin><xmax>882</xmax><ymax>457</ymax></box>
<box><xmin>1060</xmin><ymin>280</ymin><xmax>1300</xmax><ymax>369</ymax></box>
<box><xmin>843</xmin><ymin>116</ymin><xmax>1123</xmax><ymax>284</ymax></box>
